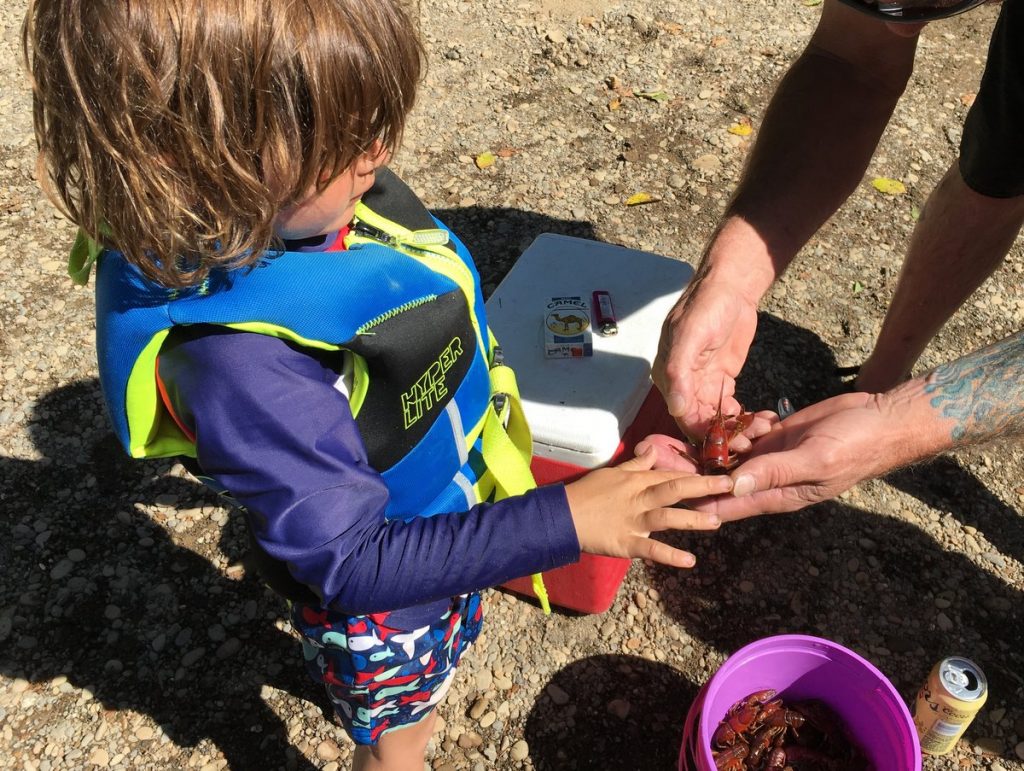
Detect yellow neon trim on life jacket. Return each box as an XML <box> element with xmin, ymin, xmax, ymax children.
<box><xmin>124</xmin><ymin>321</ymin><xmax>350</xmax><ymax>459</ymax></box>
<box><xmin>348</xmin><ymin>353</ymin><xmax>370</xmax><ymax>416</ymax></box>
<box><xmin>124</xmin><ymin>329</ymin><xmax>185</xmax><ymax>458</ymax></box>
<box><xmin>69</xmin><ymin>229</ymin><xmax>103</xmax><ymax>286</ymax></box>
<box><xmin>68</xmin><ymin>223</ymin><xmax>113</xmax><ymax>285</ymax></box>
<box><xmin>479</xmin><ymin>345</ymin><xmax>550</xmax><ymax>614</ymax></box>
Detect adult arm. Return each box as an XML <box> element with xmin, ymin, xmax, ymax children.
<box><xmin>654</xmin><ymin>1</ymin><xmax>921</xmax><ymax>437</ymax></box>
<box><xmin>702</xmin><ymin>330</ymin><xmax>1024</xmax><ymax>519</ymax></box>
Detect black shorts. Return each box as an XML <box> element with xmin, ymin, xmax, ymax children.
<box><xmin>958</xmin><ymin>1</ymin><xmax>1024</xmax><ymax>198</ymax></box>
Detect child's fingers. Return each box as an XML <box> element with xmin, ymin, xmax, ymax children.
<box><xmin>616</xmin><ymin>445</ymin><xmax>658</xmax><ymax>471</ymax></box>
<box><xmin>628</xmin><ymin>535</ymin><xmax>697</xmax><ymax>569</ymax></box>
<box><xmin>643</xmin><ymin>472</ymin><xmax>733</xmax><ymax>508</ymax></box>
<box><xmin>644</xmin><ymin>506</ymin><xmax>721</xmax><ymax>533</ymax></box>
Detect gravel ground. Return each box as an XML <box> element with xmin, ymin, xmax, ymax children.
<box><xmin>2</xmin><ymin>1</ymin><xmax>1024</xmax><ymax>770</ymax></box>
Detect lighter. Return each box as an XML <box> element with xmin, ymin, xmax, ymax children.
<box><xmin>592</xmin><ymin>290</ymin><xmax>618</xmax><ymax>336</ymax></box>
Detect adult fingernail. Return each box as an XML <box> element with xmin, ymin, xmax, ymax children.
<box><xmin>733</xmin><ymin>474</ymin><xmax>755</xmax><ymax>497</ymax></box>
<box><xmin>636</xmin><ymin>441</ymin><xmax>652</xmax><ymax>457</ymax></box>
<box><xmin>666</xmin><ymin>391</ymin><xmax>686</xmax><ymax>416</ymax></box>
<box><xmin>706</xmin><ymin>514</ymin><xmax>721</xmax><ymax>527</ymax></box>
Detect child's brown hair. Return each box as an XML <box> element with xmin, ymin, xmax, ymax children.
<box><xmin>23</xmin><ymin>0</ymin><xmax>423</xmax><ymax>288</ymax></box>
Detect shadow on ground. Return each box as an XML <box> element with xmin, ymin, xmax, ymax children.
<box><xmin>1</xmin><ymin>380</ymin><xmax>327</xmax><ymax>770</ymax></box>
<box><xmin>432</xmin><ymin>205</ymin><xmax>599</xmax><ymax>292</ymax></box>
<box><xmin>523</xmin><ymin>654</ymin><xmax>698</xmax><ymax>771</ymax></box>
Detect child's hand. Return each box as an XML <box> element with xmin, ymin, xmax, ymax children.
<box><xmin>564</xmin><ymin>448</ymin><xmax>732</xmax><ymax>569</ymax></box>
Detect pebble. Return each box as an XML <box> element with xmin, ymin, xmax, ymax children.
<box><xmin>87</xmin><ymin>748</ymin><xmax>110</xmax><ymax>767</ymax></box>
<box><xmin>510</xmin><ymin>739</ymin><xmax>529</xmax><ymax>761</ymax></box>
<box><xmin>545</xmin><ymin>684</ymin><xmax>570</xmax><ymax>706</ymax></box>
<box><xmin>458</xmin><ymin>731</ymin><xmax>483</xmax><ymax>750</ymax></box>
<box><xmin>478</xmin><ymin>711</ymin><xmax>497</xmax><ymax>729</ymax></box>
<box><xmin>475</xmin><ymin>669</ymin><xmax>493</xmax><ymax>691</ymax></box>
<box><xmin>607</xmin><ymin>699</ymin><xmax>631</xmax><ymax>720</ymax></box>
<box><xmin>974</xmin><ymin>736</ymin><xmax>1002</xmax><ymax>755</ymax></box>
<box><xmin>984</xmin><ymin>597</ymin><xmax>1011</xmax><ymax>612</ymax></box>
<box><xmin>984</xmin><ymin>552</ymin><xmax>1006</xmax><ymax>568</ymax></box>
<box><xmin>691</xmin><ymin>153</ymin><xmax>721</xmax><ymax>173</ymax></box>
<box><xmin>469</xmin><ymin>697</ymin><xmax>489</xmax><ymax>720</ymax></box>
<box><xmin>309</xmin><ymin>740</ymin><xmax>338</xmax><ymax>763</ymax></box>
<box><xmin>1016</xmin><ymin>741</ymin><xmax>1024</xmax><ymax>760</ymax></box>
<box><xmin>216</xmin><ymin>637</ymin><xmax>242</xmax><ymax>659</ymax></box>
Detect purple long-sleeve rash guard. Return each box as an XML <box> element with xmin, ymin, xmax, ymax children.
<box><xmin>156</xmin><ymin>326</ymin><xmax>580</xmax><ymax>627</ymax></box>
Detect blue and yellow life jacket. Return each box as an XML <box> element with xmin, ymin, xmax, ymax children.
<box><xmin>85</xmin><ymin>169</ymin><xmax>540</xmax><ymax>531</ymax></box>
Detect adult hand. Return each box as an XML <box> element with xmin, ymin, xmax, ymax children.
<box><xmin>652</xmin><ymin>273</ymin><xmax>768</xmax><ymax>445</ymax></box>
<box><xmin>698</xmin><ymin>391</ymin><xmax>905</xmax><ymax>520</ymax></box>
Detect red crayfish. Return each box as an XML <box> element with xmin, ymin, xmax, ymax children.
<box><xmin>711</xmin><ymin>693</ymin><xmax>871</xmax><ymax>771</ymax></box>
<box><xmin>713</xmin><ymin>742</ymin><xmax>750</xmax><ymax>771</ymax></box>
<box><xmin>712</xmin><ymin>689</ymin><xmax>778</xmax><ymax>748</ymax></box>
<box><xmin>687</xmin><ymin>381</ymin><xmax>755</xmax><ymax>475</ymax></box>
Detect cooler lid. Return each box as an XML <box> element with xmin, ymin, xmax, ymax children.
<box><xmin>485</xmin><ymin>233</ymin><xmax>693</xmax><ymax>466</ymax></box>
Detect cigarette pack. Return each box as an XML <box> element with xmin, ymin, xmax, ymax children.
<box><xmin>543</xmin><ymin>296</ymin><xmax>593</xmax><ymax>358</ymax></box>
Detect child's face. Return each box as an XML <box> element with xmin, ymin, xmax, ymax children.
<box><xmin>274</xmin><ymin>142</ymin><xmax>389</xmax><ymax>239</ymax></box>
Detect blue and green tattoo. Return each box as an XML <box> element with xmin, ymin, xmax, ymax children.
<box><xmin>924</xmin><ymin>330</ymin><xmax>1024</xmax><ymax>444</ymax></box>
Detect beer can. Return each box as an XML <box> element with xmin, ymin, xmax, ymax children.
<box><xmin>913</xmin><ymin>656</ymin><xmax>988</xmax><ymax>755</ymax></box>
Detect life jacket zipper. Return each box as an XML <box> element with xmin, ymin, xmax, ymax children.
<box><xmin>357</xmin><ymin>296</ymin><xmax>436</xmax><ymax>335</ymax></box>
<box><xmin>351</xmin><ymin>221</ymin><xmax>451</xmax><ymax>253</ymax></box>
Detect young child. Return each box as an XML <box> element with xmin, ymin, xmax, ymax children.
<box><xmin>24</xmin><ymin>1</ymin><xmax>732</xmax><ymax>768</ymax></box>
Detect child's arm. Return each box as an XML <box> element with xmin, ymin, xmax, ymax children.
<box><xmin>160</xmin><ymin>328</ymin><xmax>724</xmax><ymax>614</ymax></box>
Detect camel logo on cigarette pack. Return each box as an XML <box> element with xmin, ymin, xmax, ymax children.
<box><xmin>543</xmin><ymin>296</ymin><xmax>593</xmax><ymax>358</ymax></box>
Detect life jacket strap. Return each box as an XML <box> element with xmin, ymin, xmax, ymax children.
<box><xmin>482</xmin><ymin>347</ymin><xmax>551</xmax><ymax>614</ymax></box>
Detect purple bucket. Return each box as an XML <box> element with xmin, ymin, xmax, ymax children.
<box><xmin>679</xmin><ymin>635</ymin><xmax>921</xmax><ymax>771</ymax></box>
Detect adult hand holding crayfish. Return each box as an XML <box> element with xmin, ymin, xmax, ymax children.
<box><xmin>692</xmin><ymin>382</ymin><xmax>956</xmax><ymax>521</ymax></box>
<box><xmin>644</xmin><ymin>258</ymin><xmax>779</xmax><ymax>476</ymax></box>
<box><xmin>652</xmin><ymin>261</ymin><xmax>777</xmax><ymax>448</ymax></box>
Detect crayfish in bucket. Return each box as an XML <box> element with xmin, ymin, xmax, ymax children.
<box><xmin>711</xmin><ymin>690</ymin><xmax>872</xmax><ymax>771</ymax></box>
<box><xmin>682</xmin><ymin>382</ymin><xmax>755</xmax><ymax>475</ymax></box>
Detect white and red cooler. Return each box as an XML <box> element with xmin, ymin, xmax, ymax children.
<box><xmin>485</xmin><ymin>233</ymin><xmax>693</xmax><ymax>614</ymax></box>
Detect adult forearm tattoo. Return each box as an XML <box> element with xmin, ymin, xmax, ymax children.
<box><xmin>923</xmin><ymin>330</ymin><xmax>1024</xmax><ymax>445</ymax></box>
